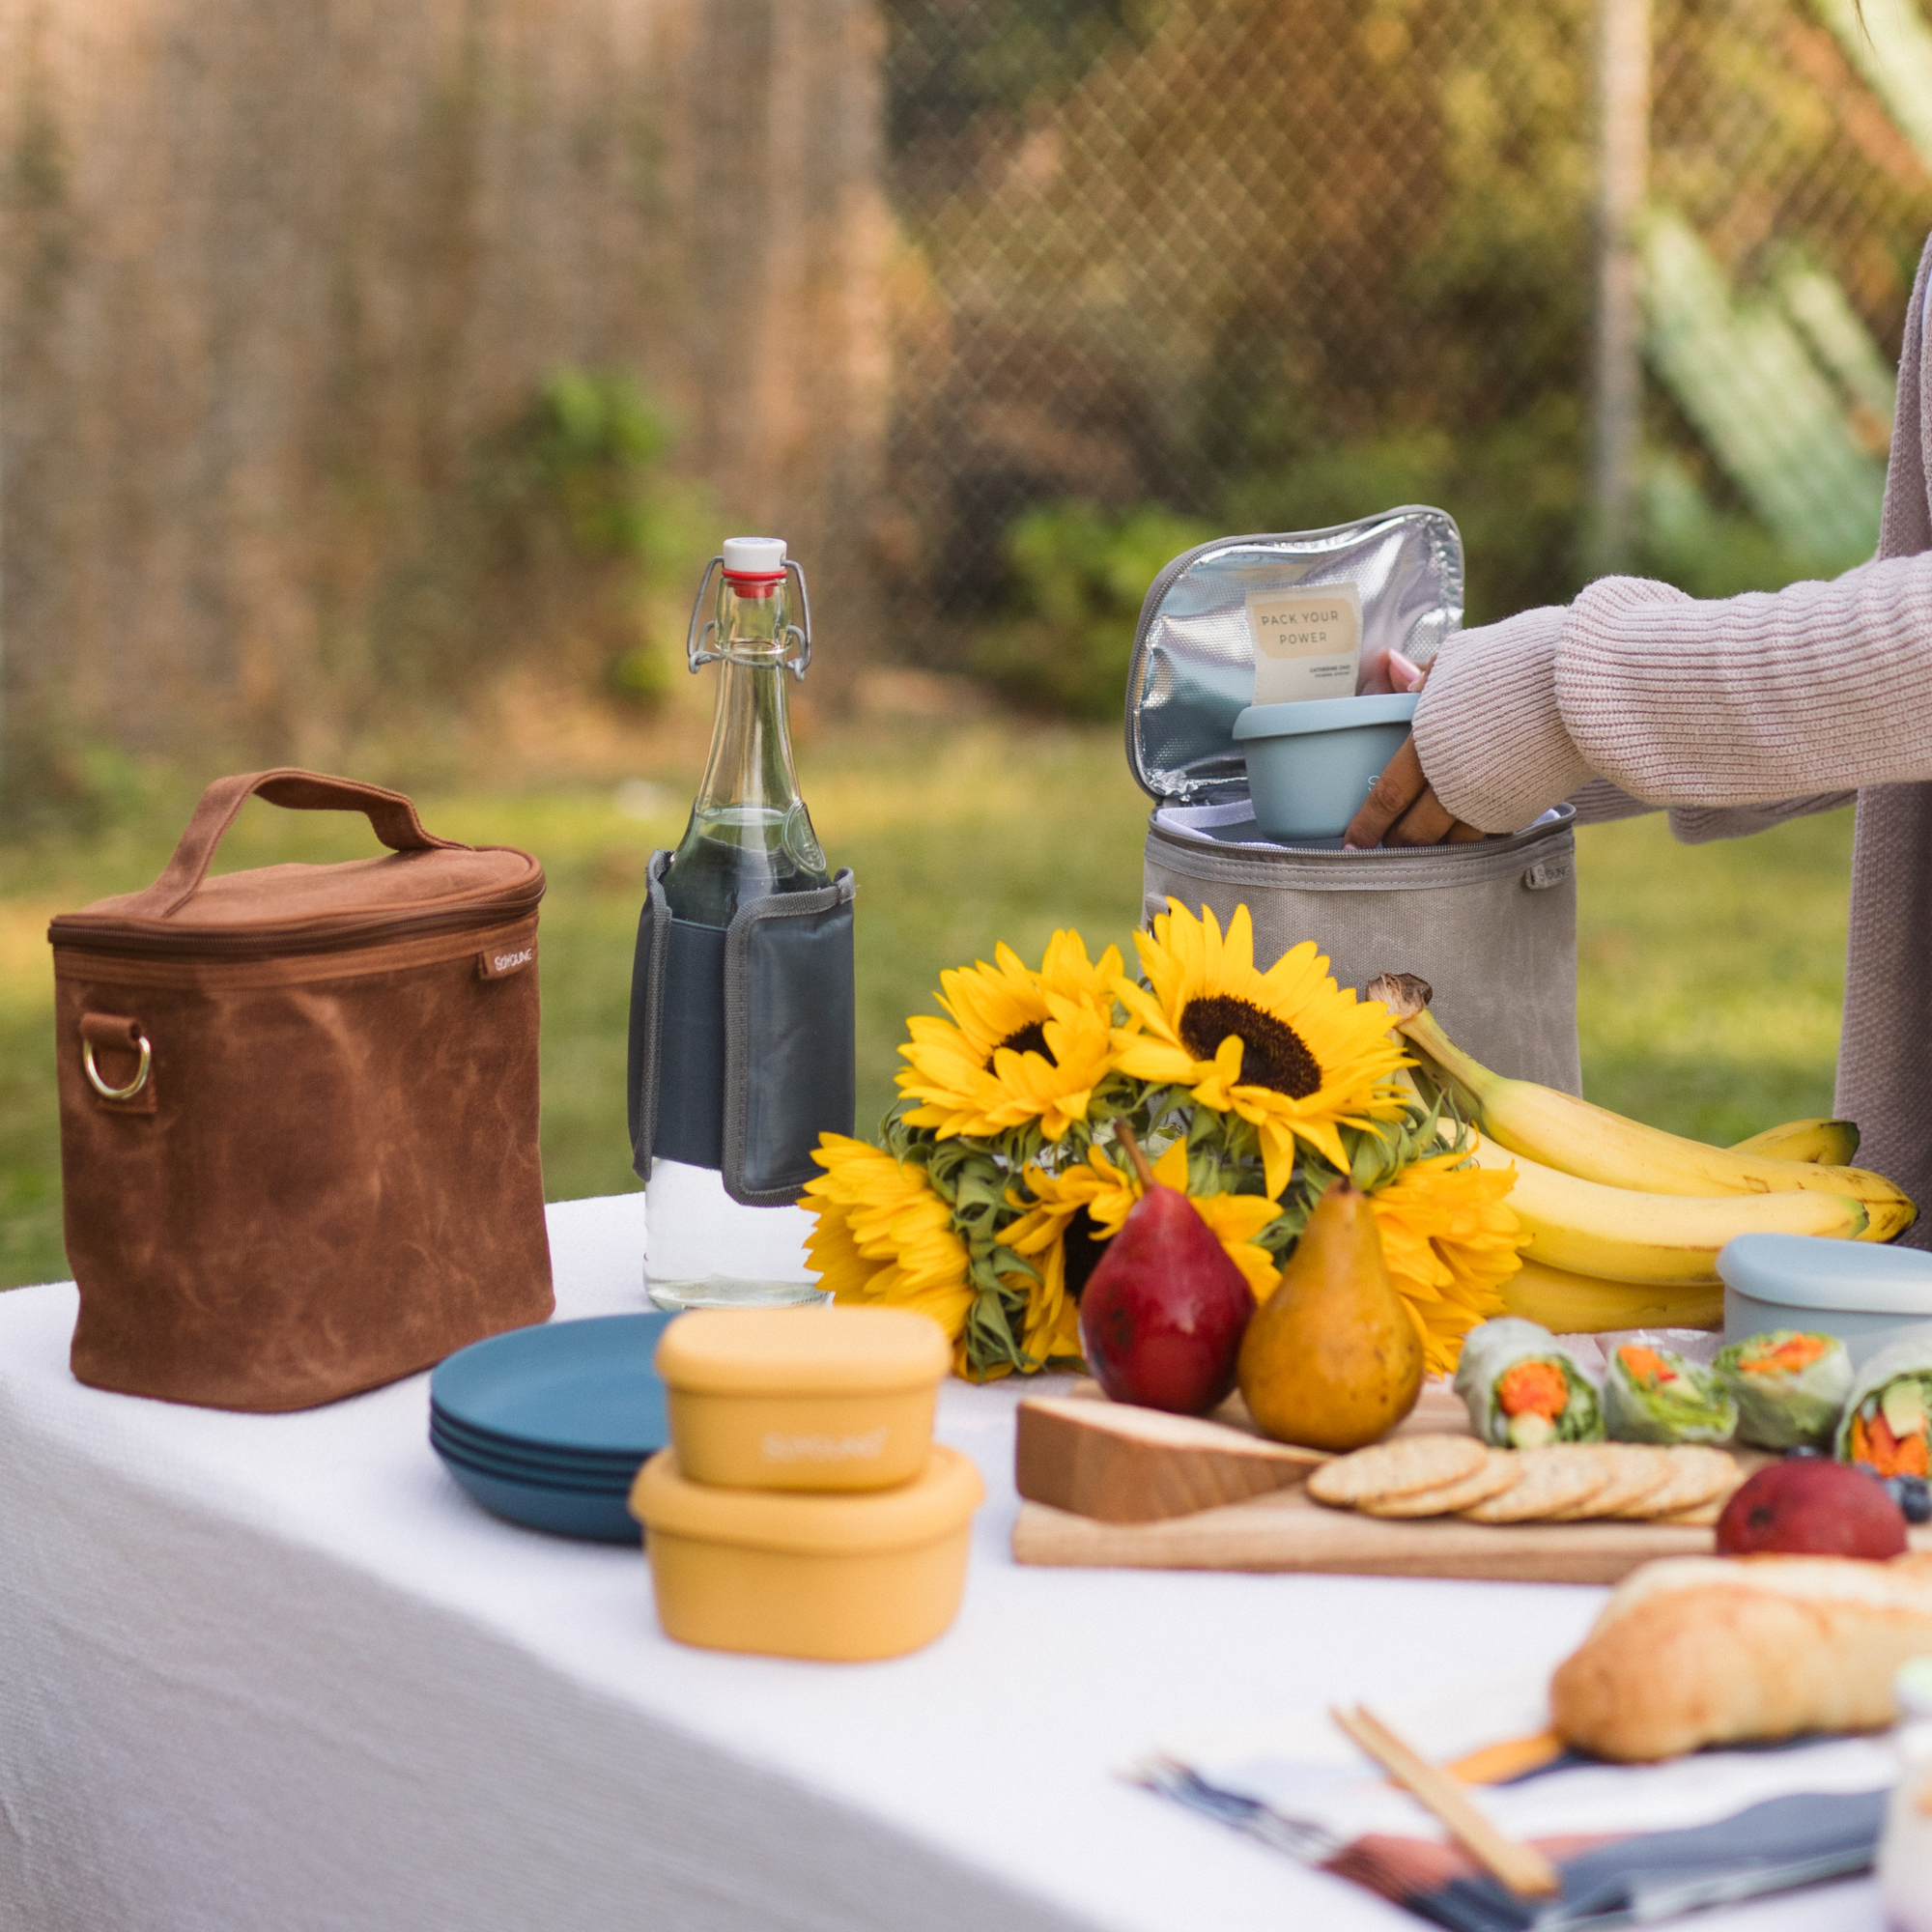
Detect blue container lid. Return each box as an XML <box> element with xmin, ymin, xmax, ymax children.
<box><xmin>1717</xmin><ymin>1233</ymin><xmax>1932</xmax><ymax>1315</ymax></box>
<box><xmin>1233</xmin><ymin>692</ymin><xmax>1417</xmax><ymax>741</ymax></box>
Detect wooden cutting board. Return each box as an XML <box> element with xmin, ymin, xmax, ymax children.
<box><xmin>1014</xmin><ymin>1484</ymin><xmax>1731</xmax><ymax>1583</ymax></box>
<box><xmin>1014</xmin><ymin>1393</ymin><xmax>1327</xmax><ymax>1523</ymax></box>
<box><xmin>1009</xmin><ymin>1381</ymin><xmax>1932</xmax><ymax>1584</ymax></box>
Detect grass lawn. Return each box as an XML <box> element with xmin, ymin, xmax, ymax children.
<box><xmin>0</xmin><ymin>719</ymin><xmax>1856</xmax><ymax>1291</ymax></box>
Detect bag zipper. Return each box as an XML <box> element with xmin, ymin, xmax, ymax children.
<box><xmin>49</xmin><ymin>876</ymin><xmax>545</xmax><ymax>961</ymax></box>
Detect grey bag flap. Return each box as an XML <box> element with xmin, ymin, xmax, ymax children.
<box><xmin>1123</xmin><ymin>505</ymin><xmax>1463</xmax><ymax>804</ymax></box>
<box><xmin>722</xmin><ymin>869</ymin><xmax>858</xmax><ymax>1207</ymax></box>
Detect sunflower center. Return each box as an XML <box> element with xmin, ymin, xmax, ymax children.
<box><xmin>988</xmin><ymin>1019</ymin><xmax>1052</xmax><ymax>1068</ymax></box>
<box><xmin>1179</xmin><ymin>995</ymin><xmax>1322</xmax><ymax>1099</ymax></box>
<box><xmin>1061</xmin><ymin>1207</ymin><xmax>1108</xmax><ymax>1302</ymax></box>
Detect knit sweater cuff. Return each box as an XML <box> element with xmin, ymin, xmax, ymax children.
<box><xmin>1413</xmin><ymin>606</ymin><xmax>1584</xmax><ymax>832</ymax></box>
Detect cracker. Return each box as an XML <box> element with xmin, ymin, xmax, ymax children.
<box><xmin>1658</xmin><ymin>1495</ymin><xmax>1726</xmax><ymax>1527</ymax></box>
<box><xmin>1307</xmin><ymin>1434</ymin><xmax>1487</xmax><ymax>1509</ymax></box>
<box><xmin>1460</xmin><ymin>1445</ymin><xmax>1614</xmax><ymax>1523</ymax></box>
<box><xmin>1360</xmin><ymin>1449</ymin><xmax>1521</xmax><ymax>1519</ymax></box>
<box><xmin>1616</xmin><ymin>1445</ymin><xmax>1740</xmax><ymax>1520</ymax></box>
<box><xmin>1548</xmin><ymin>1445</ymin><xmax>1675</xmax><ymax>1522</ymax></box>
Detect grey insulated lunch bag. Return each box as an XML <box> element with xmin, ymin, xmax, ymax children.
<box><xmin>1124</xmin><ymin>507</ymin><xmax>1581</xmax><ymax>1094</ymax></box>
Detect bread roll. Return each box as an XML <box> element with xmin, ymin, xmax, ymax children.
<box><xmin>1551</xmin><ymin>1554</ymin><xmax>1932</xmax><ymax>1761</ymax></box>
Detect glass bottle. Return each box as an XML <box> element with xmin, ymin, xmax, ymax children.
<box><xmin>644</xmin><ymin>536</ymin><xmax>832</xmax><ymax>1312</ymax></box>
<box><xmin>662</xmin><ymin>537</ymin><xmax>830</xmax><ymax>922</ymax></box>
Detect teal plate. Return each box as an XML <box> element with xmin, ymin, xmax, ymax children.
<box><xmin>431</xmin><ymin>1312</ymin><xmax>673</xmax><ymax>1457</ymax></box>
<box><xmin>430</xmin><ymin>1406</ymin><xmax>647</xmax><ymax>1475</ymax></box>
<box><xmin>436</xmin><ymin>1449</ymin><xmax>641</xmax><ymax>1544</ymax></box>
<box><xmin>430</xmin><ymin>1422</ymin><xmax>644</xmax><ymax>1492</ymax></box>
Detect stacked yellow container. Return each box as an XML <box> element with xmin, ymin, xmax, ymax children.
<box><xmin>629</xmin><ymin>1306</ymin><xmax>981</xmax><ymax>1662</ymax></box>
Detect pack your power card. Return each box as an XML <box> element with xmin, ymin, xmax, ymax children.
<box><xmin>1246</xmin><ymin>582</ymin><xmax>1363</xmax><ymax>704</ymax></box>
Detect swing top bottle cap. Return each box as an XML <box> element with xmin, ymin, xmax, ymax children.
<box><xmin>722</xmin><ymin>536</ymin><xmax>786</xmax><ymax>579</ymax></box>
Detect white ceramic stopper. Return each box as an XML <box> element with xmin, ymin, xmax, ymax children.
<box><xmin>723</xmin><ymin>536</ymin><xmax>786</xmax><ymax>576</ymax></box>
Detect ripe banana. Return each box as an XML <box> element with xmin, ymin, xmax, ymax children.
<box><xmin>1366</xmin><ymin>972</ymin><xmax>1912</xmax><ymax>1226</ymax></box>
<box><xmin>1729</xmin><ymin>1118</ymin><xmax>1860</xmax><ymax>1165</ymax></box>
<box><xmin>1500</xmin><ymin>1255</ymin><xmax>1723</xmax><ymax>1334</ymax></box>
<box><xmin>1466</xmin><ymin>1135</ymin><xmax>1869</xmax><ymax>1287</ymax></box>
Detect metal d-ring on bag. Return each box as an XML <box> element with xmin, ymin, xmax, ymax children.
<box><xmin>1124</xmin><ymin>507</ymin><xmax>1581</xmax><ymax>1093</ymax></box>
<box><xmin>79</xmin><ymin>1012</ymin><xmax>153</xmax><ymax>1102</ymax></box>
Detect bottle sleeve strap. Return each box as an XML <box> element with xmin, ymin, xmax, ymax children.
<box><xmin>626</xmin><ymin>853</ymin><xmax>674</xmax><ymax>1178</ymax></box>
<box><xmin>721</xmin><ymin>869</ymin><xmax>857</xmax><ymax>1206</ymax></box>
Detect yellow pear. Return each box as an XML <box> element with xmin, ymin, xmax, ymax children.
<box><xmin>1236</xmin><ymin>1178</ymin><xmax>1423</xmax><ymax>1451</ymax></box>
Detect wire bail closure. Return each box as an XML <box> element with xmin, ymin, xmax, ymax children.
<box><xmin>685</xmin><ymin>556</ymin><xmax>812</xmax><ymax>681</ymax></box>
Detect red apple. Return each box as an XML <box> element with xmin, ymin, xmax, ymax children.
<box><xmin>1077</xmin><ymin>1167</ymin><xmax>1254</xmax><ymax>1415</ymax></box>
<box><xmin>1716</xmin><ymin>1460</ymin><xmax>1908</xmax><ymax>1560</ymax></box>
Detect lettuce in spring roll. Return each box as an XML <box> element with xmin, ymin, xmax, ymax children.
<box><xmin>1713</xmin><ymin>1329</ymin><xmax>1851</xmax><ymax>1450</ymax></box>
<box><xmin>1835</xmin><ymin>1330</ymin><xmax>1932</xmax><ymax>1477</ymax></box>
<box><xmin>1605</xmin><ymin>1342</ymin><xmax>1737</xmax><ymax>1444</ymax></box>
<box><xmin>1453</xmin><ymin>1317</ymin><xmax>1605</xmax><ymax>1449</ymax></box>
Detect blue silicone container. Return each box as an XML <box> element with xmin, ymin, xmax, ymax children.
<box><xmin>1232</xmin><ymin>693</ymin><xmax>1419</xmax><ymax>841</ymax></box>
<box><xmin>1719</xmin><ymin>1233</ymin><xmax>1932</xmax><ymax>1368</ymax></box>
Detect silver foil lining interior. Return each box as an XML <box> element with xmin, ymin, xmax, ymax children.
<box><xmin>1123</xmin><ymin>505</ymin><xmax>1463</xmax><ymax>803</ymax></box>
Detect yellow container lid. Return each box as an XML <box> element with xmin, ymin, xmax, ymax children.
<box><xmin>655</xmin><ymin>1305</ymin><xmax>951</xmax><ymax>1396</ymax></box>
<box><xmin>631</xmin><ymin>1445</ymin><xmax>983</xmax><ymax>1554</ymax></box>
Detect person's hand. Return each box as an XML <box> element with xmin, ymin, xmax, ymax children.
<box><xmin>1343</xmin><ymin>652</ymin><xmax>1484</xmax><ymax>848</ymax></box>
<box><xmin>1356</xmin><ymin>647</ymin><xmax>1426</xmax><ymax>696</ymax></box>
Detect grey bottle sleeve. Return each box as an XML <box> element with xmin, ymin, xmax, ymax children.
<box><xmin>628</xmin><ymin>854</ymin><xmax>857</xmax><ymax>1205</ymax></box>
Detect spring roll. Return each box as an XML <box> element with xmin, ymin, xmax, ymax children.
<box><xmin>1453</xmin><ymin>1317</ymin><xmax>1605</xmax><ymax>1449</ymax></box>
<box><xmin>1713</xmin><ymin>1329</ymin><xmax>1852</xmax><ymax>1450</ymax></box>
<box><xmin>1835</xmin><ymin>1329</ymin><xmax>1932</xmax><ymax>1477</ymax></box>
<box><xmin>1604</xmin><ymin>1341</ymin><xmax>1737</xmax><ymax>1444</ymax></box>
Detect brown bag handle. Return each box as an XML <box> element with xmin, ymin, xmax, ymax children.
<box><xmin>126</xmin><ymin>769</ymin><xmax>464</xmax><ymax>919</ymax></box>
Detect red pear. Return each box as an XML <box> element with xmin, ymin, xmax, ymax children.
<box><xmin>1077</xmin><ymin>1128</ymin><xmax>1255</xmax><ymax>1414</ymax></box>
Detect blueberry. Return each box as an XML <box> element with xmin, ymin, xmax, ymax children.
<box><xmin>1891</xmin><ymin>1476</ymin><xmax>1932</xmax><ymax>1524</ymax></box>
<box><xmin>1784</xmin><ymin>1445</ymin><xmax>1824</xmax><ymax>1460</ymax></box>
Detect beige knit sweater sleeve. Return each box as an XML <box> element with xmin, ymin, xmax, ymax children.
<box><xmin>1412</xmin><ymin>553</ymin><xmax>1932</xmax><ymax>835</ymax></box>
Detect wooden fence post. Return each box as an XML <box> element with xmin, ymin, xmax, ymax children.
<box><xmin>1592</xmin><ymin>0</ymin><xmax>1651</xmax><ymax>578</ymax></box>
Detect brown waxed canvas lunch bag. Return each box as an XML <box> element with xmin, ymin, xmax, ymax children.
<box><xmin>47</xmin><ymin>769</ymin><xmax>555</xmax><ymax>1411</ymax></box>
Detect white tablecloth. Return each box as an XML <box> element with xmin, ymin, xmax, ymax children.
<box><xmin>0</xmin><ymin>1196</ymin><xmax>1884</xmax><ymax>1932</ymax></box>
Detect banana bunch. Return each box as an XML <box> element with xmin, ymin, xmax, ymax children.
<box><xmin>1365</xmin><ymin>973</ymin><xmax>1917</xmax><ymax>1334</ymax></box>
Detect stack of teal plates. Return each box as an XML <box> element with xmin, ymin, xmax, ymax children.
<box><xmin>430</xmin><ymin>1312</ymin><xmax>673</xmax><ymax>1543</ymax></box>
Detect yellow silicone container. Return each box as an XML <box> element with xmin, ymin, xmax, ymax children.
<box><xmin>630</xmin><ymin>1445</ymin><xmax>983</xmax><ymax>1661</ymax></box>
<box><xmin>655</xmin><ymin>1305</ymin><xmax>951</xmax><ymax>1491</ymax></box>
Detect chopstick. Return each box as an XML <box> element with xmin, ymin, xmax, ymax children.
<box><xmin>1331</xmin><ymin>1703</ymin><xmax>1561</xmax><ymax>1900</ymax></box>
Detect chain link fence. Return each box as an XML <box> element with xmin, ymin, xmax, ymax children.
<box><xmin>882</xmin><ymin>0</ymin><xmax>1932</xmax><ymax>708</ymax></box>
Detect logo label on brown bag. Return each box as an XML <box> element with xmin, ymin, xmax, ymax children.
<box><xmin>478</xmin><ymin>944</ymin><xmax>536</xmax><ymax>980</ymax></box>
<box><xmin>1247</xmin><ymin>582</ymin><xmax>1362</xmax><ymax>704</ymax></box>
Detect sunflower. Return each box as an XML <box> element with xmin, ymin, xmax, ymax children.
<box><xmin>989</xmin><ymin>1235</ymin><xmax>1084</xmax><ymax>1378</ymax></box>
<box><xmin>896</xmin><ymin>930</ymin><xmax>1122</xmax><ymax>1143</ymax></box>
<box><xmin>802</xmin><ymin>1135</ymin><xmax>974</xmax><ymax>1339</ymax></box>
<box><xmin>1006</xmin><ymin>1140</ymin><xmax>1283</xmax><ymax>1303</ymax></box>
<box><xmin>1364</xmin><ymin>1150</ymin><xmax>1525</xmax><ymax>1377</ymax></box>
<box><xmin>1115</xmin><ymin>900</ymin><xmax>1408</xmax><ymax>1196</ymax></box>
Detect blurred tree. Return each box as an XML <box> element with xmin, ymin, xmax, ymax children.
<box><xmin>973</xmin><ymin>499</ymin><xmax>1213</xmax><ymax>716</ymax></box>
